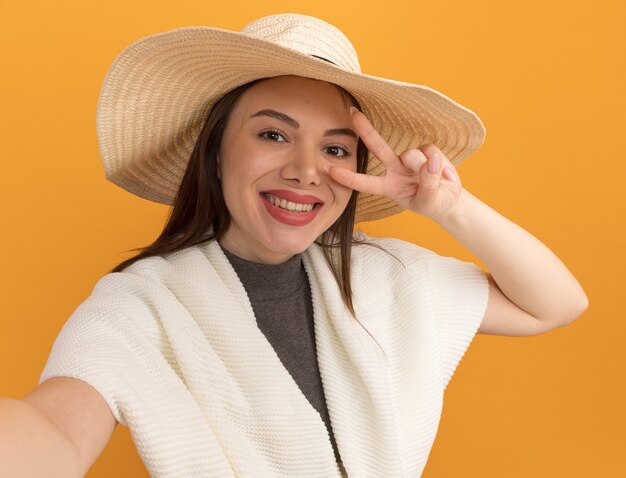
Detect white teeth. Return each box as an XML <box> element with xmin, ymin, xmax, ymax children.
<box><xmin>264</xmin><ymin>194</ymin><xmax>316</xmax><ymax>212</ymax></box>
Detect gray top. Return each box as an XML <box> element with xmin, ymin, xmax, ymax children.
<box><xmin>220</xmin><ymin>244</ymin><xmax>343</xmax><ymax>469</ymax></box>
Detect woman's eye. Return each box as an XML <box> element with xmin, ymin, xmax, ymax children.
<box><xmin>259</xmin><ymin>130</ymin><xmax>286</xmax><ymax>142</ymax></box>
<box><xmin>324</xmin><ymin>146</ymin><xmax>351</xmax><ymax>158</ymax></box>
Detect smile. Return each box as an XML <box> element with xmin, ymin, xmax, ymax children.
<box><xmin>262</xmin><ymin>193</ymin><xmax>318</xmax><ymax>213</ymax></box>
<box><xmin>260</xmin><ymin>190</ymin><xmax>324</xmax><ymax>226</ymax></box>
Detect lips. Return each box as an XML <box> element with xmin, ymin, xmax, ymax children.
<box><xmin>260</xmin><ymin>189</ymin><xmax>324</xmax><ymax>226</ymax></box>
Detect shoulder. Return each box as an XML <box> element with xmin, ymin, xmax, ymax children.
<box><xmin>349</xmin><ymin>233</ymin><xmax>441</xmax><ymax>271</ymax></box>
<box><xmin>97</xmin><ymin>243</ymin><xmax>211</xmax><ymax>293</ymax></box>
<box><xmin>347</xmin><ymin>233</ymin><xmax>485</xmax><ymax>298</ymax></box>
<box><xmin>119</xmin><ymin>243</ymin><xmax>208</xmax><ymax>278</ymax></box>
<box><xmin>78</xmin><ymin>243</ymin><xmax>214</xmax><ymax>328</ymax></box>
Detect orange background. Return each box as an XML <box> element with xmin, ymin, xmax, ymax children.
<box><xmin>1</xmin><ymin>0</ymin><xmax>624</xmax><ymax>476</ymax></box>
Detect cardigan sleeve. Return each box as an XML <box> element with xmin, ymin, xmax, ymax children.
<box><xmin>423</xmin><ymin>251</ymin><xmax>489</xmax><ymax>390</ymax></box>
<box><xmin>38</xmin><ymin>272</ymin><xmax>171</xmax><ymax>427</ymax></box>
<box><xmin>354</xmin><ymin>236</ymin><xmax>489</xmax><ymax>391</ymax></box>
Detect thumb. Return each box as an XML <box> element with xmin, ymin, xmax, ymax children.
<box><xmin>327</xmin><ymin>165</ymin><xmax>356</xmax><ymax>189</ymax></box>
<box><xmin>328</xmin><ymin>165</ymin><xmax>385</xmax><ymax>196</ymax></box>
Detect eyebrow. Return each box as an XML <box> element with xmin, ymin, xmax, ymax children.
<box><xmin>249</xmin><ymin>109</ymin><xmax>358</xmax><ymax>141</ymax></box>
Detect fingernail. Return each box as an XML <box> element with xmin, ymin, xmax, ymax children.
<box><xmin>427</xmin><ymin>153</ymin><xmax>441</xmax><ymax>174</ymax></box>
<box><xmin>444</xmin><ymin>167</ymin><xmax>456</xmax><ymax>182</ymax></box>
<box><xmin>349</xmin><ymin>106</ymin><xmax>358</xmax><ymax>115</ymax></box>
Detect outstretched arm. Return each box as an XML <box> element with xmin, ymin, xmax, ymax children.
<box><xmin>329</xmin><ymin>107</ymin><xmax>588</xmax><ymax>336</ymax></box>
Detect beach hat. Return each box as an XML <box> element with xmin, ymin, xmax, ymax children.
<box><xmin>96</xmin><ymin>13</ymin><xmax>486</xmax><ymax>223</ymax></box>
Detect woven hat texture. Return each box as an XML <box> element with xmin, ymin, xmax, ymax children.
<box><xmin>96</xmin><ymin>13</ymin><xmax>486</xmax><ymax>223</ymax></box>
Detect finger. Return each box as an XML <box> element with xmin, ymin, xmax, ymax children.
<box><xmin>398</xmin><ymin>148</ymin><xmax>428</xmax><ymax>174</ymax></box>
<box><xmin>419</xmin><ymin>144</ymin><xmax>457</xmax><ymax>182</ymax></box>
<box><xmin>442</xmin><ymin>167</ymin><xmax>456</xmax><ymax>182</ymax></box>
<box><xmin>418</xmin><ymin>143</ymin><xmax>445</xmax><ymax>161</ymax></box>
<box><xmin>443</xmin><ymin>164</ymin><xmax>458</xmax><ymax>182</ymax></box>
<box><xmin>417</xmin><ymin>150</ymin><xmax>442</xmax><ymax>203</ymax></box>
<box><xmin>328</xmin><ymin>166</ymin><xmax>386</xmax><ymax>196</ymax></box>
<box><xmin>439</xmin><ymin>155</ymin><xmax>460</xmax><ymax>184</ymax></box>
<box><xmin>350</xmin><ymin>107</ymin><xmax>398</xmax><ymax>167</ymax></box>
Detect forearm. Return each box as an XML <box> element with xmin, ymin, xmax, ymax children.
<box><xmin>0</xmin><ymin>397</ymin><xmax>81</xmax><ymax>478</ymax></box>
<box><xmin>434</xmin><ymin>188</ymin><xmax>588</xmax><ymax>325</ymax></box>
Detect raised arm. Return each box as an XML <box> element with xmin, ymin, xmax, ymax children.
<box><xmin>432</xmin><ymin>187</ymin><xmax>588</xmax><ymax>335</ymax></box>
<box><xmin>329</xmin><ymin>107</ymin><xmax>588</xmax><ymax>336</ymax></box>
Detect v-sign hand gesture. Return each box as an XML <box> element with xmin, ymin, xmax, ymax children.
<box><xmin>330</xmin><ymin>109</ymin><xmax>588</xmax><ymax>339</ymax></box>
<box><xmin>329</xmin><ymin>107</ymin><xmax>463</xmax><ymax>222</ymax></box>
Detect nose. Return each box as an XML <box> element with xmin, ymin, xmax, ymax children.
<box><xmin>280</xmin><ymin>147</ymin><xmax>322</xmax><ymax>186</ymax></box>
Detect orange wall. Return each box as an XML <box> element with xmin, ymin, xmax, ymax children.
<box><xmin>1</xmin><ymin>1</ymin><xmax>624</xmax><ymax>476</ymax></box>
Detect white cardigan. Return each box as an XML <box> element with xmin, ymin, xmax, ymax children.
<box><xmin>40</xmin><ymin>235</ymin><xmax>489</xmax><ymax>477</ymax></box>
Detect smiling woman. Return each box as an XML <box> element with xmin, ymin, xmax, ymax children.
<box><xmin>3</xmin><ymin>12</ymin><xmax>588</xmax><ymax>478</ymax></box>
<box><xmin>217</xmin><ymin>77</ymin><xmax>359</xmax><ymax>263</ymax></box>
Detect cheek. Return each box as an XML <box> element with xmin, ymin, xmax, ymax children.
<box><xmin>220</xmin><ymin>146</ymin><xmax>252</xmax><ymax>186</ymax></box>
<box><xmin>338</xmin><ymin>157</ymin><xmax>358</xmax><ymax>204</ymax></box>
<box><xmin>219</xmin><ymin>159</ymin><xmax>246</xmax><ymax>209</ymax></box>
<box><xmin>329</xmin><ymin>181</ymin><xmax>354</xmax><ymax>213</ymax></box>
<box><xmin>220</xmin><ymin>152</ymin><xmax>268</xmax><ymax>206</ymax></box>
<box><xmin>331</xmin><ymin>159</ymin><xmax>358</xmax><ymax>198</ymax></box>
<box><xmin>341</xmin><ymin>187</ymin><xmax>355</xmax><ymax>207</ymax></box>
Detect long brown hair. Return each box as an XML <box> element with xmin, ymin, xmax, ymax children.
<box><xmin>110</xmin><ymin>77</ymin><xmax>369</xmax><ymax>316</ymax></box>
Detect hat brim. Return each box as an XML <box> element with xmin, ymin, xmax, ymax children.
<box><xmin>96</xmin><ymin>26</ymin><xmax>486</xmax><ymax>223</ymax></box>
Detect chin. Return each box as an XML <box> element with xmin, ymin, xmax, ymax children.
<box><xmin>268</xmin><ymin>238</ymin><xmax>313</xmax><ymax>256</ymax></box>
<box><xmin>263</xmin><ymin>230</ymin><xmax>319</xmax><ymax>256</ymax></box>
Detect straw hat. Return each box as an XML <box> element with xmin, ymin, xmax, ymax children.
<box><xmin>96</xmin><ymin>13</ymin><xmax>486</xmax><ymax>223</ymax></box>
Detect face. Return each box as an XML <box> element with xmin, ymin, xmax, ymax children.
<box><xmin>217</xmin><ymin>75</ymin><xmax>358</xmax><ymax>264</ymax></box>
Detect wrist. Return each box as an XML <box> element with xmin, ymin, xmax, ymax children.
<box><xmin>432</xmin><ymin>188</ymin><xmax>472</xmax><ymax>231</ymax></box>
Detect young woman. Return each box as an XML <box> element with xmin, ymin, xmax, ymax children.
<box><xmin>3</xmin><ymin>13</ymin><xmax>587</xmax><ymax>478</ymax></box>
